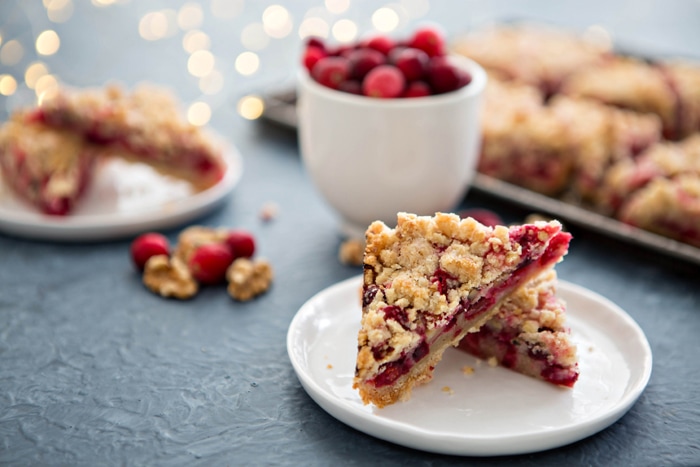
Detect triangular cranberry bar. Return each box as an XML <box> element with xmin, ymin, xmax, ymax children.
<box><xmin>0</xmin><ymin>115</ymin><xmax>97</xmax><ymax>215</ymax></box>
<box><xmin>31</xmin><ymin>84</ymin><xmax>226</xmax><ymax>190</ymax></box>
<box><xmin>354</xmin><ymin>212</ymin><xmax>571</xmax><ymax>408</ymax></box>
<box><xmin>458</xmin><ymin>268</ymin><xmax>579</xmax><ymax>387</ymax></box>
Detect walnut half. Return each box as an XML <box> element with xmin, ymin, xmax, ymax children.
<box><xmin>226</xmin><ymin>258</ymin><xmax>273</xmax><ymax>301</ymax></box>
<box><xmin>143</xmin><ymin>255</ymin><xmax>198</xmax><ymax>299</ymax></box>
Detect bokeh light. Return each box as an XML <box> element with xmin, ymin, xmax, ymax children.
<box><xmin>235</xmin><ymin>51</ymin><xmax>259</xmax><ymax>76</ymax></box>
<box><xmin>45</xmin><ymin>0</ymin><xmax>74</xmax><ymax>23</ymax></box>
<box><xmin>400</xmin><ymin>0</ymin><xmax>430</xmax><ymax>19</ymax></box>
<box><xmin>178</xmin><ymin>3</ymin><xmax>204</xmax><ymax>30</ymax></box>
<box><xmin>183</xmin><ymin>30</ymin><xmax>211</xmax><ymax>53</ymax></box>
<box><xmin>25</xmin><ymin>62</ymin><xmax>49</xmax><ymax>89</ymax></box>
<box><xmin>325</xmin><ymin>0</ymin><xmax>350</xmax><ymax>14</ymax></box>
<box><xmin>299</xmin><ymin>17</ymin><xmax>330</xmax><ymax>39</ymax></box>
<box><xmin>187</xmin><ymin>50</ymin><xmax>215</xmax><ymax>78</ymax></box>
<box><xmin>583</xmin><ymin>24</ymin><xmax>613</xmax><ymax>50</ymax></box>
<box><xmin>187</xmin><ymin>101</ymin><xmax>211</xmax><ymax>126</ymax></box>
<box><xmin>138</xmin><ymin>10</ymin><xmax>178</xmax><ymax>41</ymax></box>
<box><xmin>0</xmin><ymin>75</ymin><xmax>18</xmax><ymax>96</ymax></box>
<box><xmin>0</xmin><ymin>40</ymin><xmax>24</xmax><ymax>66</ymax></box>
<box><xmin>372</xmin><ymin>7</ymin><xmax>400</xmax><ymax>32</ymax></box>
<box><xmin>35</xmin><ymin>74</ymin><xmax>59</xmax><ymax>103</ymax></box>
<box><xmin>262</xmin><ymin>5</ymin><xmax>293</xmax><ymax>39</ymax></box>
<box><xmin>237</xmin><ymin>95</ymin><xmax>264</xmax><ymax>120</ymax></box>
<box><xmin>332</xmin><ymin>19</ymin><xmax>358</xmax><ymax>43</ymax></box>
<box><xmin>36</xmin><ymin>30</ymin><xmax>60</xmax><ymax>56</ymax></box>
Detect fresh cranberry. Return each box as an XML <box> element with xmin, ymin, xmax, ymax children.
<box><xmin>408</xmin><ymin>26</ymin><xmax>446</xmax><ymax>57</ymax></box>
<box><xmin>364</xmin><ymin>35</ymin><xmax>394</xmax><ymax>55</ymax></box>
<box><xmin>458</xmin><ymin>208</ymin><xmax>504</xmax><ymax>227</ymax></box>
<box><xmin>402</xmin><ymin>80</ymin><xmax>431</xmax><ymax>98</ymax></box>
<box><xmin>303</xmin><ymin>46</ymin><xmax>327</xmax><ymax>73</ymax></box>
<box><xmin>225</xmin><ymin>229</ymin><xmax>256</xmax><ymax>259</ymax></box>
<box><xmin>188</xmin><ymin>243</ymin><xmax>235</xmax><ymax>285</ymax></box>
<box><xmin>362</xmin><ymin>65</ymin><xmax>405</xmax><ymax>98</ymax></box>
<box><xmin>390</xmin><ymin>47</ymin><xmax>429</xmax><ymax>81</ymax></box>
<box><xmin>305</xmin><ymin>37</ymin><xmax>326</xmax><ymax>52</ymax></box>
<box><xmin>426</xmin><ymin>56</ymin><xmax>464</xmax><ymax>94</ymax></box>
<box><xmin>347</xmin><ymin>48</ymin><xmax>386</xmax><ymax>80</ymax></box>
<box><xmin>338</xmin><ymin>80</ymin><xmax>363</xmax><ymax>95</ymax></box>
<box><xmin>311</xmin><ymin>56</ymin><xmax>350</xmax><ymax>90</ymax></box>
<box><xmin>130</xmin><ymin>233</ymin><xmax>170</xmax><ymax>271</ymax></box>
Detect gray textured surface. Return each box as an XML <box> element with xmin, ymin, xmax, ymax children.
<box><xmin>1</xmin><ymin>1</ymin><xmax>699</xmax><ymax>465</ymax></box>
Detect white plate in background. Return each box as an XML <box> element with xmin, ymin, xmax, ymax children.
<box><xmin>0</xmin><ymin>146</ymin><xmax>242</xmax><ymax>241</ymax></box>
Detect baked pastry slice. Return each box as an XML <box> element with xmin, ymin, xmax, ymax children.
<box><xmin>0</xmin><ymin>114</ymin><xmax>97</xmax><ymax>215</ymax></box>
<box><xmin>31</xmin><ymin>84</ymin><xmax>226</xmax><ymax>190</ymax></box>
<box><xmin>457</xmin><ymin>267</ymin><xmax>579</xmax><ymax>387</ymax></box>
<box><xmin>354</xmin><ymin>212</ymin><xmax>572</xmax><ymax>407</ymax></box>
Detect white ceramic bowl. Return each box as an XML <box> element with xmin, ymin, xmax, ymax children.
<box><xmin>297</xmin><ymin>55</ymin><xmax>487</xmax><ymax>238</ymax></box>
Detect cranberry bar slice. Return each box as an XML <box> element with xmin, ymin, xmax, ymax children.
<box><xmin>479</xmin><ymin>79</ymin><xmax>574</xmax><ymax>196</ymax></box>
<box><xmin>354</xmin><ymin>212</ymin><xmax>572</xmax><ymax>408</ymax></box>
<box><xmin>453</xmin><ymin>24</ymin><xmax>610</xmax><ymax>96</ymax></box>
<box><xmin>32</xmin><ymin>84</ymin><xmax>226</xmax><ymax>190</ymax></box>
<box><xmin>0</xmin><ymin>114</ymin><xmax>97</xmax><ymax>215</ymax></box>
<box><xmin>458</xmin><ymin>267</ymin><xmax>579</xmax><ymax>388</ymax></box>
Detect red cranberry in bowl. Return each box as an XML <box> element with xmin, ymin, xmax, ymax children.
<box><xmin>364</xmin><ymin>35</ymin><xmax>395</xmax><ymax>56</ymax></box>
<box><xmin>347</xmin><ymin>48</ymin><xmax>386</xmax><ymax>81</ymax></box>
<box><xmin>362</xmin><ymin>65</ymin><xmax>406</xmax><ymax>98</ymax></box>
<box><xmin>402</xmin><ymin>80</ymin><xmax>431</xmax><ymax>98</ymax></box>
<box><xmin>427</xmin><ymin>56</ymin><xmax>471</xmax><ymax>94</ymax></box>
<box><xmin>390</xmin><ymin>47</ymin><xmax>429</xmax><ymax>82</ymax></box>
<box><xmin>408</xmin><ymin>26</ymin><xmax>446</xmax><ymax>57</ymax></box>
<box><xmin>311</xmin><ymin>56</ymin><xmax>350</xmax><ymax>90</ymax></box>
<box><xmin>303</xmin><ymin>46</ymin><xmax>326</xmax><ymax>73</ymax></box>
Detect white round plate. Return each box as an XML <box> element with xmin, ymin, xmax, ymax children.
<box><xmin>0</xmin><ymin>147</ymin><xmax>242</xmax><ymax>241</ymax></box>
<box><xmin>287</xmin><ymin>275</ymin><xmax>653</xmax><ymax>456</ymax></box>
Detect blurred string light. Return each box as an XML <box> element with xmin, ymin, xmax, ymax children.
<box><xmin>400</xmin><ymin>0</ymin><xmax>430</xmax><ymax>19</ymax></box>
<box><xmin>237</xmin><ymin>95</ymin><xmax>264</xmax><ymax>120</ymax></box>
<box><xmin>25</xmin><ymin>62</ymin><xmax>49</xmax><ymax>89</ymax></box>
<box><xmin>187</xmin><ymin>49</ymin><xmax>215</xmax><ymax>77</ymax></box>
<box><xmin>299</xmin><ymin>16</ymin><xmax>330</xmax><ymax>39</ymax></box>
<box><xmin>182</xmin><ymin>30</ymin><xmax>211</xmax><ymax>53</ymax></box>
<box><xmin>0</xmin><ymin>75</ymin><xmax>18</xmax><ymax>97</ymax></box>
<box><xmin>325</xmin><ymin>0</ymin><xmax>350</xmax><ymax>15</ymax></box>
<box><xmin>44</xmin><ymin>0</ymin><xmax>74</xmax><ymax>23</ymax></box>
<box><xmin>35</xmin><ymin>74</ymin><xmax>59</xmax><ymax>103</ymax></box>
<box><xmin>36</xmin><ymin>30</ymin><xmax>60</xmax><ymax>56</ymax></box>
<box><xmin>332</xmin><ymin>19</ymin><xmax>358</xmax><ymax>42</ymax></box>
<box><xmin>177</xmin><ymin>3</ymin><xmax>203</xmax><ymax>30</ymax></box>
<box><xmin>235</xmin><ymin>51</ymin><xmax>259</xmax><ymax>76</ymax></box>
<box><xmin>372</xmin><ymin>7</ymin><xmax>400</xmax><ymax>32</ymax></box>
<box><xmin>138</xmin><ymin>10</ymin><xmax>178</xmax><ymax>41</ymax></box>
<box><xmin>0</xmin><ymin>40</ymin><xmax>24</xmax><ymax>66</ymax></box>
<box><xmin>187</xmin><ymin>101</ymin><xmax>211</xmax><ymax>126</ymax></box>
<box><xmin>262</xmin><ymin>5</ymin><xmax>293</xmax><ymax>39</ymax></box>
<box><xmin>583</xmin><ymin>24</ymin><xmax>613</xmax><ymax>49</ymax></box>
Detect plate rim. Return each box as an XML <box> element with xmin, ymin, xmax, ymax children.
<box><xmin>286</xmin><ymin>274</ymin><xmax>653</xmax><ymax>456</ymax></box>
<box><xmin>0</xmin><ymin>144</ymin><xmax>243</xmax><ymax>241</ymax></box>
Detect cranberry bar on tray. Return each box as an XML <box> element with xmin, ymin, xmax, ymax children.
<box><xmin>354</xmin><ymin>212</ymin><xmax>571</xmax><ymax>408</ymax></box>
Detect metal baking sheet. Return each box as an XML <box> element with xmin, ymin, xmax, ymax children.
<box><xmin>259</xmin><ymin>88</ymin><xmax>700</xmax><ymax>267</ymax></box>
